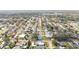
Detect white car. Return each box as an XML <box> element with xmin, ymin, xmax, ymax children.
<box><xmin>35</xmin><ymin>41</ymin><xmax>44</xmax><ymax>46</ymax></box>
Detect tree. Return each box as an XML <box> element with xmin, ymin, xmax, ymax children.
<box><xmin>32</xmin><ymin>33</ymin><xmax>37</xmax><ymax>40</ymax></box>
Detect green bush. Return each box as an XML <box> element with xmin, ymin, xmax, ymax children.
<box><xmin>9</xmin><ymin>42</ymin><xmax>15</xmax><ymax>49</ymax></box>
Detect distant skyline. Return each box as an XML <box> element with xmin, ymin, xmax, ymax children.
<box><xmin>0</xmin><ymin>10</ymin><xmax>79</xmax><ymax>14</ymax></box>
